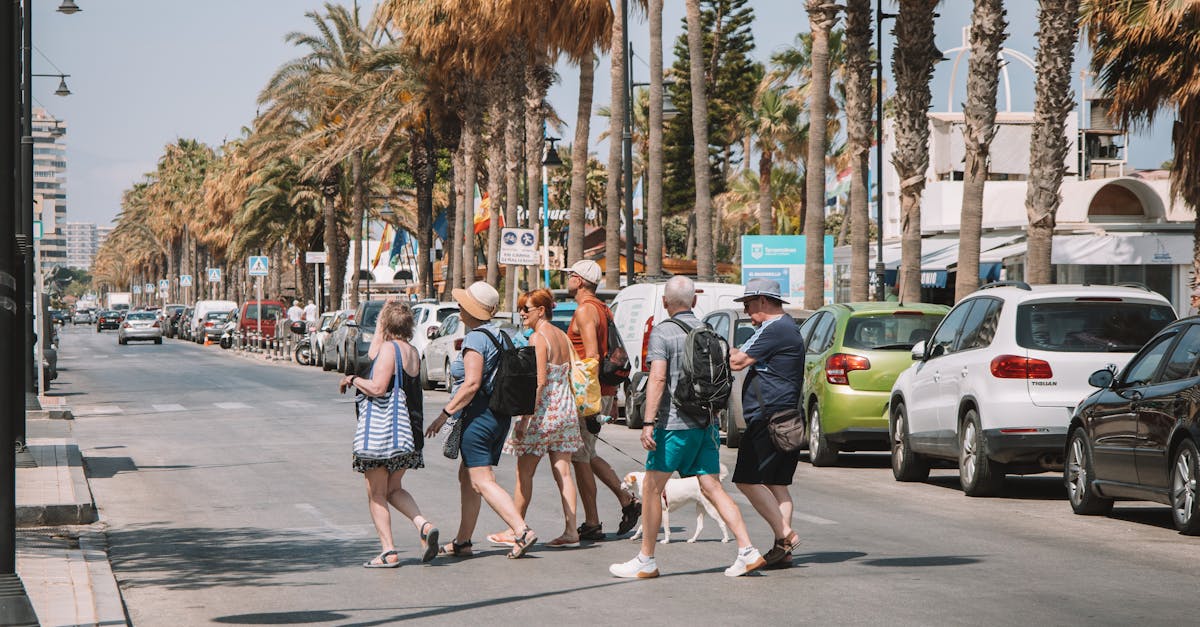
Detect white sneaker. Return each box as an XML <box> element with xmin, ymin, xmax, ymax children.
<box><xmin>725</xmin><ymin>548</ymin><xmax>765</xmax><ymax>577</ymax></box>
<box><xmin>609</xmin><ymin>555</ymin><xmax>659</xmax><ymax>579</ymax></box>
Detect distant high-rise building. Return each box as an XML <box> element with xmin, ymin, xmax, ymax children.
<box><xmin>65</xmin><ymin>222</ymin><xmax>96</xmax><ymax>269</ymax></box>
<box><xmin>33</xmin><ymin>108</ymin><xmax>67</xmax><ymax>274</ymax></box>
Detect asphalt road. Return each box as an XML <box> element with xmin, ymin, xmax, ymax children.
<box><xmin>51</xmin><ymin>323</ymin><xmax>1200</xmax><ymax>625</ymax></box>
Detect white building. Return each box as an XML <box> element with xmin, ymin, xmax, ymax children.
<box><xmin>64</xmin><ymin>221</ymin><xmax>97</xmax><ymax>269</ymax></box>
<box><xmin>32</xmin><ymin>108</ymin><xmax>67</xmax><ymax>274</ymax></box>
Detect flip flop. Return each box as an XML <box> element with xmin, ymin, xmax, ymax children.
<box><xmin>363</xmin><ymin>550</ymin><xmax>400</xmax><ymax>568</ymax></box>
<box><xmin>508</xmin><ymin>528</ymin><xmax>537</xmax><ymax>559</ymax></box>
<box><xmin>546</xmin><ymin>536</ymin><xmax>580</xmax><ymax>549</ymax></box>
<box><xmin>420</xmin><ymin>522</ymin><xmax>440</xmax><ymax>564</ymax></box>
<box><xmin>488</xmin><ymin>532</ymin><xmax>517</xmax><ymax>547</ymax></box>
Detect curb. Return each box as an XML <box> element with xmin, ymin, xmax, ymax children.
<box><xmin>17</xmin><ymin>440</ymin><xmax>97</xmax><ymax>527</ymax></box>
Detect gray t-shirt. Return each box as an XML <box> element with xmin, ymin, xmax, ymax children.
<box><xmin>645</xmin><ymin>310</ymin><xmax>708</xmax><ymax>430</ymax></box>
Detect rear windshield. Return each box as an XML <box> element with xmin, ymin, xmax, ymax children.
<box><xmin>244</xmin><ymin>304</ymin><xmax>283</xmax><ymax>321</ymax></box>
<box><xmin>127</xmin><ymin>312</ymin><xmax>156</xmax><ymax>321</ymax></box>
<box><xmin>360</xmin><ymin>302</ymin><xmax>384</xmax><ymax>330</ymax></box>
<box><xmin>437</xmin><ymin>307</ymin><xmax>459</xmax><ymax>322</ymax></box>
<box><xmin>206</xmin><ymin>312</ymin><xmax>230</xmax><ymax>321</ymax></box>
<box><xmin>1017</xmin><ymin>301</ymin><xmax>1176</xmax><ymax>353</ymax></box>
<box><xmin>843</xmin><ymin>312</ymin><xmax>946</xmax><ymax>350</ymax></box>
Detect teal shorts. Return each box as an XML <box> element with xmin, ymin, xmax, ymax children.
<box><xmin>645</xmin><ymin>424</ymin><xmax>720</xmax><ymax>477</ymax></box>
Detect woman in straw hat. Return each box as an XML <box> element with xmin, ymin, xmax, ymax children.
<box><xmin>426</xmin><ymin>281</ymin><xmax>538</xmax><ymax>559</ymax></box>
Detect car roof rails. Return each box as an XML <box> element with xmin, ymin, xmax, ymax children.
<box><xmin>979</xmin><ymin>280</ymin><xmax>1032</xmax><ymax>291</ymax></box>
<box><xmin>1113</xmin><ymin>282</ymin><xmax>1153</xmax><ymax>292</ymax></box>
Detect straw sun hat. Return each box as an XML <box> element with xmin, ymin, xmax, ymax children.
<box><xmin>452</xmin><ymin>281</ymin><xmax>499</xmax><ymax>321</ymax></box>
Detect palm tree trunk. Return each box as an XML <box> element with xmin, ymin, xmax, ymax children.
<box><xmin>1025</xmin><ymin>0</ymin><xmax>1080</xmax><ymax>285</ymax></box>
<box><xmin>416</xmin><ymin>118</ymin><xmax>437</xmax><ymax>300</ymax></box>
<box><xmin>845</xmin><ymin>0</ymin><xmax>872</xmax><ymax>302</ymax></box>
<box><xmin>646</xmin><ymin>0</ymin><xmax>666</xmax><ymax>277</ymax></box>
<box><xmin>804</xmin><ymin>1</ymin><xmax>839</xmax><ymax>308</ymax></box>
<box><xmin>485</xmin><ymin>97</ymin><xmax>505</xmax><ymax>288</ymax></box>
<box><xmin>956</xmin><ymin>0</ymin><xmax>1007</xmax><ymax>301</ymax></box>
<box><xmin>322</xmin><ymin>176</ymin><xmax>343</xmax><ymax>311</ymax></box>
<box><xmin>525</xmin><ymin>62</ymin><xmax>548</xmax><ymax>287</ymax></box>
<box><xmin>350</xmin><ymin>149</ymin><xmax>366</xmax><ymax>308</ymax></box>
<box><xmin>892</xmin><ymin>0</ymin><xmax>939</xmax><ymax>303</ymax></box>
<box><xmin>604</xmin><ymin>14</ymin><xmax>625</xmax><ymax>289</ymax></box>
<box><xmin>462</xmin><ymin>103</ymin><xmax>481</xmax><ymax>286</ymax></box>
<box><xmin>568</xmin><ymin>48</ymin><xmax>596</xmax><ymax>266</ymax></box>
<box><xmin>505</xmin><ymin>60</ymin><xmax>526</xmax><ymax>303</ymax></box>
<box><xmin>445</xmin><ymin>157</ymin><xmax>458</xmax><ymax>301</ymax></box>
<box><xmin>450</xmin><ymin>150</ymin><xmax>465</xmax><ymax>296</ymax></box>
<box><xmin>758</xmin><ymin>152</ymin><xmax>775</xmax><ymax>235</ymax></box>
<box><xmin>685</xmin><ymin>0</ymin><xmax>715</xmax><ymax>281</ymax></box>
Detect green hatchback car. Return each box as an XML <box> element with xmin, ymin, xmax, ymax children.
<box><xmin>800</xmin><ymin>302</ymin><xmax>949</xmax><ymax>466</ymax></box>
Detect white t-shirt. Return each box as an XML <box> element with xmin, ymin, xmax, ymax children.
<box><xmin>287</xmin><ymin>306</ymin><xmax>304</xmax><ymax>322</ymax></box>
<box><xmin>303</xmin><ymin>304</ymin><xmax>318</xmax><ymax>321</ymax></box>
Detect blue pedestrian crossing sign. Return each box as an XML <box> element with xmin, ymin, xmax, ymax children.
<box><xmin>179</xmin><ymin>274</ymin><xmax>193</xmax><ymax>287</ymax></box>
<box><xmin>144</xmin><ymin>283</ymin><xmax>155</xmax><ymax>293</ymax></box>
<box><xmin>206</xmin><ymin>268</ymin><xmax>221</xmax><ymax>283</ymax></box>
<box><xmin>132</xmin><ymin>285</ymin><xmax>141</xmax><ymax>295</ymax></box>
<box><xmin>158</xmin><ymin>280</ymin><xmax>169</xmax><ymax>293</ymax></box>
<box><xmin>248</xmin><ymin>256</ymin><xmax>270</xmax><ymax>277</ymax></box>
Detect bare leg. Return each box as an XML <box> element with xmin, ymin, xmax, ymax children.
<box><xmin>385</xmin><ymin>469</ymin><xmax>430</xmax><ymax>534</ymax></box>
<box><xmin>468</xmin><ymin>466</ymin><xmax>531</xmax><ymax>534</ymax></box>
<box><xmin>454</xmin><ymin>463</ymin><xmax>482</xmax><ymax>544</ymax></box>
<box><xmin>549</xmin><ymin>451</ymin><xmax>579</xmax><ymax>540</ymax></box>
<box><xmin>364</xmin><ymin>468</ymin><xmax>398</xmax><ymax>564</ymax></box>
<box><xmin>575</xmin><ymin>460</ymin><xmax>600</xmax><ymax>526</ymax></box>
<box><xmin>639</xmin><ymin>471</ymin><xmax>671</xmax><ymax>557</ymax></box>
<box><xmin>768</xmin><ymin>485</ymin><xmax>795</xmax><ymax>540</ymax></box>
<box><xmin>513</xmin><ymin>454</ymin><xmax>542</xmax><ymax>519</ymax></box>
<box><xmin>735</xmin><ymin>482</ymin><xmax>786</xmax><ymax>539</ymax></box>
<box><xmin>699</xmin><ymin>475</ymin><xmax>752</xmax><ymax>549</ymax></box>
<box><xmin>591</xmin><ymin>455</ymin><xmax>634</xmax><ymax>507</ymax></box>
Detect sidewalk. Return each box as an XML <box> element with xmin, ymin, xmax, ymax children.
<box><xmin>17</xmin><ymin>418</ymin><xmax>127</xmax><ymax>627</ymax></box>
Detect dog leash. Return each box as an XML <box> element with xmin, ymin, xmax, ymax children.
<box><xmin>595</xmin><ymin>432</ymin><xmax>646</xmax><ymax>467</ymax></box>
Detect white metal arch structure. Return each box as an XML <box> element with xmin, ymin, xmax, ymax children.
<box><xmin>943</xmin><ymin>26</ymin><xmax>1036</xmax><ymax>113</ymax></box>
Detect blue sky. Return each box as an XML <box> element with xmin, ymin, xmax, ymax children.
<box><xmin>34</xmin><ymin>1</ymin><xmax>1173</xmax><ymax>227</ymax></box>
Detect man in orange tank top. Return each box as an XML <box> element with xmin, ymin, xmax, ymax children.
<box><xmin>566</xmin><ymin>260</ymin><xmax>641</xmax><ymax>540</ymax></box>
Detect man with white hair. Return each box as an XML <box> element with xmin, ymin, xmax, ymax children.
<box><xmin>609</xmin><ymin>276</ymin><xmax>764</xmax><ymax>578</ymax></box>
<box><xmin>287</xmin><ymin>300</ymin><xmax>304</xmax><ymax>322</ymax></box>
<box><xmin>303</xmin><ymin>299</ymin><xmax>318</xmax><ymax>328</ymax></box>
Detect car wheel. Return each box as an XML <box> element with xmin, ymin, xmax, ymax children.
<box><xmin>1172</xmin><ymin>439</ymin><xmax>1200</xmax><ymax>535</ymax></box>
<box><xmin>808</xmin><ymin>403</ymin><xmax>839</xmax><ymax>467</ymax></box>
<box><xmin>959</xmin><ymin>409</ymin><xmax>1004</xmax><ymax>497</ymax></box>
<box><xmin>322</xmin><ymin>352</ymin><xmax>334</xmax><ymax>371</ymax></box>
<box><xmin>420</xmin><ymin>358</ymin><xmax>434</xmax><ymax>391</ymax></box>
<box><xmin>154</xmin><ymin>337</ymin><xmax>162</xmax><ymax>345</ymax></box>
<box><xmin>443</xmin><ymin>359</ymin><xmax>451</xmax><ymax>390</ymax></box>
<box><xmin>1065</xmin><ymin>428</ymin><xmax>1113</xmax><ymax>515</ymax></box>
<box><xmin>890</xmin><ymin>401</ymin><xmax>930</xmax><ymax>482</ymax></box>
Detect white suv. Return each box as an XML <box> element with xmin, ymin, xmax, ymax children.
<box><xmin>888</xmin><ymin>282</ymin><xmax>1176</xmax><ymax>496</ymax></box>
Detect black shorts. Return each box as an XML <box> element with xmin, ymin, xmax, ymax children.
<box><xmin>732</xmin><ymin>419</ymin><xmax>799</xmax><ymax>486</ymax></box>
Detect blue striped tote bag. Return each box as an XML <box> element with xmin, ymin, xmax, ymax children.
<box><xmin>353</xmin><ymin>342</ymin><xmax>415</xmax><ymax>459</ymax></box>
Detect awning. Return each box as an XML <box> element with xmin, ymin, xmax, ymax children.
<box><xmin>1051</xmin><ymin>233</ymin><xmax>1192</xmax><ymax>265</ymax></box>
<box><xmin>884</xmin><ymin>232</ymin><xmax>1022</xmax><ymax>287</ymax></box>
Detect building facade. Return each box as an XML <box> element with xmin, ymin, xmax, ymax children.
<box><xmin>64</xmin><ymin>221</ymin><xmax>97</xmax><ymax>269</ymax></box>
<box><xmin>32</xmin><ymin>108</ymin><xmax>67</xmax><ymax>274</ymax></box>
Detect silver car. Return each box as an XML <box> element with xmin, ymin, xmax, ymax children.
<box><xmin>118</xmin><ymin>311</ymin><xmax>163</xmax><ymax>345</ymax></box>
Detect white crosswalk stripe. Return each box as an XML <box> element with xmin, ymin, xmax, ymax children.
<box><xmin>214</xmin><ymin>402</ymin><xmax>251</xmax><ymax>410</ymax></box>
<box><xmin>152</xmin><ymin>404</ymin><xmax>186</xmax><ymax>413</ymax></box>
<box><xmin>75</xmin><ymin>405</ymin><xmax>124</xmax><ymax>416</ymax></box>
<box><xmin>794</xmin><ymin>513</ymin><xmax>838</xmax><ymax>526</ymax></box>
<box><xmin>276</xmin><ymin>400</ymin><xmax>314</xmax><ymax>409</ymax></box>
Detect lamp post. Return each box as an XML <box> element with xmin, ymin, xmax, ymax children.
<box><xmin>621</xmin><ymin>0</ymin><xmax>635</xmax><ymax>285</ymax></box>
<box><xmin>541</xmin><ymin>136</ymin><xmax>563</xmax><ymax>287</ymax></box>
<box><xmin>875</xmin><ymin>2</ymin><xmax>896</xmax><ymax>301</ymax></box>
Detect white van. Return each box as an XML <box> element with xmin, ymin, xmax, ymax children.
<box><xmin>191</xmin><ymin>300</ymin><xmax>238</xmax><ymax>342</ymax></box>
<box><xmin>610</xmin><ymin>281</ymin><xmax>749</xmax><ymax>372</ymax></box>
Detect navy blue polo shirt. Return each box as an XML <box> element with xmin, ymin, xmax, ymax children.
<box><xmin>740</xmin><ymin>313</ymin><xmax>805</xmax><ymax>421</ymax></box>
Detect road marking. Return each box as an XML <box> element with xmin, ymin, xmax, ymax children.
<box><xmin>75</xmin><ymin>405</ymin><xmax>123</xmax><ymax>416</ymax></box>
<box><xmin>276</xmin><ymin>400</ymin><xmax>314</xmax><ymax>409</ymax></box>
<box><xmin>293</xmin><ymin>503</ymin><xmax>363</xmax><ymax>538</ymax></box>
<box><xmin>214</xmin><ymin>402</ymin><xmax>251</xmax><ymax>410</ymax></box>
<box><xmin>794</xmin><ymin>513</ymin><xmax>838</xmax><ymax>526</ymax></box>
<box><xmin>152</xmin><ymin>404</ymin><xmax>186</xmax><ymax>412</ymax></box>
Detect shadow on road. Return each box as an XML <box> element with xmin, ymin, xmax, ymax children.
<box><xmin>859</xmin><ymin>555</ymin><xmax>982</xmax><ymax>567</ymax></box>
<box><xmin>924</xmin><ymin>474</ymin><xmax>1067</xmax><ymax>501</ymax></box>
<box><xmin>1108</xmin><ymin>506</ymin><xmax>1176</xmax><ymax>531</ymax></box>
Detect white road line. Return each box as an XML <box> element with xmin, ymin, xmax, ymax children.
<box><xmin>276</xmin><ymin>400</ymin><xmax>314</xmax><ymax>409</ymax></box>
<box><xmin>75</xmin><ymin>405</ymin><xmax>124</xmax><ymax>416</ymax></box>
<box><xmin>214</xmin><ymin>402</ymin><xmax>251</xmax><ymax>410</ymax></box>
<box><xmin>293</xmin><ymin>503</ymin><xmax>363</xmax><ymax>538</ymax></box>
<box><xmin>152</xmin><ymin>404</ymin><xmax>186</xmax><ymax>412</ymax></box>
<box><xmin>794</xmin><ymin>513</ymin><xmax>838</xmax><ymax>526</ymax></box>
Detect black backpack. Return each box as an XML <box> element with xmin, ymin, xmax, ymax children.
<box><xmin>665</xmin><ymin>318</ymin><xmax>732</xmax><ymax>423</ymax></box>
<box><xmin>588</xmin><ymin>301</ymin><xmax>632</xmax><ymax>386</ymax></box>
<box><xmin>477</xmin><ymin>328</ymin><xmax>538</xmax><ymax>418</ymax></box>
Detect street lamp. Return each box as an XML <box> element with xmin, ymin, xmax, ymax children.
<box><xmin>57</xmin><ymin>0</ymin><xmax>81</xmax><ymax>14</ymax></box>
<box><xmin>875</xmin><ymin>3</ymin><xmax>896</xmax><ymax>300</ymax></box>
<box><xmin>32</xmin><ymin>73</ymin><xmax>70</xmax><ymax>96</ymax></box>
<box><xmin>541</xmin><ymin>136</ymin><xmax>563</xmax><ymax>287</ymax></box>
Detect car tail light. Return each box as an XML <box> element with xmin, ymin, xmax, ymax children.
<box><xmin>990</xmin><ymin>355</ymin><xmax>1053</xmax><ymax>379</ymax></box>
<box><xmin>454</xmin><ymin>338</ymin><xmax>463</xmax><ymax>351</ymax></box>
<box><xmin>640</xmin><ymin>315</ymin><xmax>655</xmax><ymax>372</ymax></box>
<box><xmin>205</xmin><ymin>321</ymin><xmax>214</xmax><ymax>328</ymax></box>
<box><xmin>826</xmin><ymin>353</ymin><xmax>871</xmax><ymax>385</ymax></box>
<box><xmin>152</xmin><ymin>321</ymin><xmax>160</xmax><ymax>328</ymax></box>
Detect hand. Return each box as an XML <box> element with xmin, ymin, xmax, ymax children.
<box><xmin>426</xmin><ymin>413</ymin><xmax>448</xmax><ymax>438</ymax></box>
<box><xmin>339</xmin><ymin>375</ymin><xmax>354</xmax><ymax>394</ymax></box>
<box><xmin>641</xmin><ymin>424</ymin><xmax>656</xmax><ymax>451</ymax></box>
<box><xmin>513</xmin><ymin>418</ymin><xmax>528</xmax><ymax>439</ymax></box>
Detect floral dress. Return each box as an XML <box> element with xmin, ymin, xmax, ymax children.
<box><xmin>504</xmin><ymin>361</ymin><xmax>582</xmax><ymax>457</ymax></box>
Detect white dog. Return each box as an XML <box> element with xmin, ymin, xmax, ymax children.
<box><xmin>623</xmin><ymin>464</ymin><xmax>731</xmax><ymax>544</ymax></box>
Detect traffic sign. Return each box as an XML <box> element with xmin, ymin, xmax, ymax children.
<box><xmin>206</xmin><ymin>268</ymin><xmax>221</xmax><ymax>283</ymax></box>
<box><xmin>144</xmin><ymin>283</ymin><xmax>155</xmax><ymax>293</ymax></box>
<box><xmin>132</xmin><ymin>285</ymin><xmax>141</xmax><ymax>295</ymax></box>
<box><xmin>305</xmin><ymin>251</ymin><xmax>326</xmax><ymax>264</ymax></box>
<box><xmin>33</xmin><ymin>220</ymin><xmax>43</xmax><ymax>241</ymax></box>
<box><xmin>179</xmin><ymin>274</ymin><xmax>193</xmax><ymax>287</ymax></box>
<box><xmin>248</xmin><ymin>256</ymin><xmax>270</xmax><ymax>276</ymax></box>
<box><xmin>158</xmin><ymin>280</ymin><xmax>169</xmax><ymax>294</ymax></box>
<box><xmin>498</xmin><ymin>228</ymin><xmax>539</xmax><ymax>266</ymax></box>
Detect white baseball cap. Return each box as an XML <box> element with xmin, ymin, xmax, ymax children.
<box><xmin>566</xmin><ymin>260</ymin><xmax>602</xmax><ymax>285</ymax></box>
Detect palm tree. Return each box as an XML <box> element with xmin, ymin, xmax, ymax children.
<box><xmin>604</xmin><ymin>10</ymin><xmax>626</xmax><ymax>288</ymax></box>
<box><xmin>955</xmin><ymin>0</ymin><xmax>1007</xmax><ymax>301</ymax></box>
<box><xmin>802</xmin><ymin>1</ymin><xmax>840</xmax><ymax>308</ymax></box>
<box><xmin>741</xmin><ymin>87</ymin><xmax>802</xmax><ymax>236</ymax></box>
<box><xmin>1024</xmin><ymin>0</ymin><xmax>1081</xmax><ymax>285</ymax></box>
<box><xmin>567</xmin><ymin>49</ymin><xmax>596</xmax><ymax>265</ymax></box>
<box><xmin>891</xmin><ymin>0</ymin><xmax>940</xmax><ymax>302</ymax></box>
<box><xmin>844</xmin><ymin>0</ymin><xmax>873</xmax><ymax>302</ymax></box>
<box><xmin>646</xmin><ymin>0</ymin><xmax>666</xmax><ymax>278</ymax></box>
<box><xmin>685</xmin><ymin>0</ymin><xmax>715</xmax><ymax>280</ymax></box>
<box><xmin>1083</xmin><ymin>1</ymin><xmax>1200</xmax><ymax>287</ymax></box>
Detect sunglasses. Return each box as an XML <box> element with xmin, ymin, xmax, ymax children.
<box><xmin>521</xmin><ymin>305</ymin><xmax>540</xmax><ymax>313</ymax></box>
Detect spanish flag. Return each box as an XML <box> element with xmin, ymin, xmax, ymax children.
<box><xmin>372</xmin><ymin>223</ymin><xmax>390</xmax><ymax>269</ymax></box>
<box><xmin>472</xmin><ymin>186</ymin><xmax>504</xmax><ymax>234</ymax></box>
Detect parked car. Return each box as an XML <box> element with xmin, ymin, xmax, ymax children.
<box><xmin>117</xmin><ymin>311</ymin><xmax>163</xmax><ymax>345</ymax></box>
<box><xmin>1066</xmin><ymin>317</ymin><xmax>1200</xmax><ymax>533</ymax></box>
<box><xmin>72</xmin><ymin>308</ymin><xmax>94</xmax><ymax>325</ymax></box>
<box><xmin>191</xmin><ymin>300</ymin><xmax>238</xmax><ymax>343</ymax></box>
<box><xmin>96</xmin><ymin>310</ymin><xmax>122</xmax><ymax>332</ymax></box>
<box><xmin>889</xmin><ymin>282</ymin><xmax>1176</xmax><ymax>496</ymax></box>
<box><xmin>178</xmin><ymin>307</ymin><xmax>195</xmax><ymax>341</ymax></box>
<box><xmin>610</xmin><ymin>282</ymin><xmax>748</xmax><ymax>373</ymax></box>
<box><xmin>49</xmin><ymin>309</ymin><xmax>68</xmax><ymax>325</ymax></box>
<box><xmin>311</xmin><ymin>311</ymin><xmax>337</xmax><ymax>367</ymax></box>
<box><xmin>798</xmin><ymin>302</ymin><xmax>948</xmax><ymax>466</ymax></box>
<box><xmin>200</xmin><ymin>310</ymin><xmax>233</xmax><ymax>342</ymax></box>
<box><xmin>422</xmin><ymin>312</ymin><xmax>467</xmax><ymax>390</ymax></box>
<box><xmin>321</xmin><ymin>309</ymin><xmax>355</xmax><ymax>373</ymax></box>
<box><xmin>162</xmin><ymin>304</ymin><xmax>186</xmax><ymax>338</ymax></box>
<box><xmin>411</xmin><ymin>301</ymin><xmax>460</xmax><ymax>356</ymax></box>
<box><xmin>238</xmin><ymin>300</ymin><xmax>285</xmax><ymax>340</ymax></box>
<box><xmin>344</xmin><ymin>300</ymin><xmax>387</xmax><ymax>377</ymax></box>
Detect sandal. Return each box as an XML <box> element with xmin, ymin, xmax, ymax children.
<box><xmin>420</xmin><ymin>522</ymin><xmax>440</xmax><ymax>564</ymax></box>
<box><xmin>546</xmin><ymin>535</ymin><xmax>580</xmax><ymax>549</ymax></box>
<box><xmin>487</xmin><ymin>532</ymin><xmax>517</xmax><ymax>547</ymax></box>
<box><xmin>363</xmin><ymin>550</ymin><xmax>401</xmax><ymax>568</ymax></box>
<box><xmin>508</xmin><ymin>527</ymin><xmax>537</xmax><ymax>559</ymax></box>
<box><xmin>438</xmin><ymin>539</ymin><xmax>473</xmax><ymax>557</ymax></box>
<box><xmin>779</xmin><ymin>531</ymin><xmax>799</xmax><ymax>552</ymax></box>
